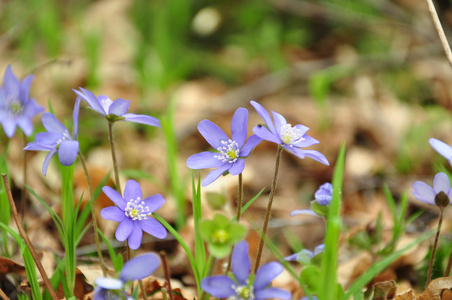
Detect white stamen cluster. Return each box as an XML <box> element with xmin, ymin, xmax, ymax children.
<box><xmin>56</xmin><ymin>130</ymin><xmax>72</xmax><ymax>145</ymax></box>
<box><xmin>280</xmin><ymin>124</ymin><xmax>305</xmax><ymax>146</ymax></box>
<box><xmin>229</xmin><ymin>283</ymin><xmax>255</xmax><ymax>300</ymax></box>
<box><xmin>214</xmin><ymin>139</ymin><xmax>240</xmax><ymax>163</ymax></box>
<box><xmin>125</xmin><ymin>197</ymin><xmax>150</xmax><ymax>221</ymax></box>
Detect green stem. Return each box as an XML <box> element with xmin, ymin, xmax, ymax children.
<box><xmin>20</xmin><ymin>132</ymin><xmax>27</xmax><ymax>221</ymax></box>
<box><xmin>253</xmin><ymin>145</ymin><xmax>283</xmax><ymax>273</ymax></box>
<box><xmin>226</xmin><ymin>173</ymin><xmax>244</xmax><ymax>273</ymax></box>
<box><xmin>78</xmin><ymin>152</ymin><xmax>106</xmax><ymax>276</ymax></box>
<box><xmin>107</xmin><ymin>121</ymin><xmax>121</xmax><ymax>192</ymax></box>
<box><xmin>427</xmin><ymin>209</ymin><xmax>443</xmax><ymax>287</ymax></box>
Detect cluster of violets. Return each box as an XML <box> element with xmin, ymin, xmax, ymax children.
<box><xmin>1</xmin><ymin>65</ymin><xmax>334</xmax><ymax>299</ymax></box>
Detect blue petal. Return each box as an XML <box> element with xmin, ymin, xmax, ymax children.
<box><xmin>231</xmin><ymin>240</ymin><xmax>251</xmax><ymax>285</ymax></box>
<box><xmin>100</xmin><ymin>206</ymin><xmax>126</xmax><ymax>222</ymax></box>
<box><xmin>271</xmin><ymin>111</ymin><xmax>287</xmax><ymax>136</ymax></box>
<box><xmin>198</xmin><ymin>119</ymin><xmax>229</xmax><ymax>149</ymax></box>
<box><xmin>139</xmin><ymin>217</ymin><xmax>167</xmax><ymax>239</ymax></box>
<box><xmin>201</xmin><ymin>276</ymin><xmax>236</xmax><ymax>298</ymax></box>
<box><xmin>123</xmin><ymin>113</ymin><xmax>161</xmax><ymax>127</ymax></box>
<box><xmin>73</xmin><ymin>97</ymin><xmax>81</xmax><ymax>139</ymax></box>
<box><xmin>19</xmin><ymin>74</ymin><xmax>33</xmax><ymax>103</ymax></box>
<box><xmin>228</xmin><ymin>159</ymin><xmax>245</xmax><ymax>175</ymax></box>
<box><xmin>109</xmin><ymin>98</ymin><xmax>130</xmax><ymax>116</ymax></box>
<box><xmin>250</xmin><ymin>101</ymin><xmax>277</xmax><ymax>135</ymax></box>
<box><xmin>124</xmin><ymin>180</ymin><xmax>142</xmax><ymax>202</ymax></box>
<box><xmin>16</xmin><ymin>116</ymin><xmax>33</xmax><ymax>136</ymax></box>
<box><xmin>412</xmin><ymin>181</ymin><xmax>435</xmax><ymax>205</ymax></box>
<box><xmin>142</xmin><ymin>194</ymin><xmax>165</xmax><ymax>213</ymax></box>
<box><xmin>254</xmin><ymin>261</ymin><xmax>283</xmax><ymax>290</ymax></box>
<box><xmin>42</xmin><ymin>113</ymin><xmax>67</xmax><ymax>135</ymax></box>
<box><xmin>240</xmin><ymin>135</ymin><xmax>262</xmax><ymax>157</ymax></box>
<box><xmin>433</xmin><ymin>172</ymin><xmax>451</xmax><ymax>194</ymax></box>
<box><xmin>102</xmin><ymin>186</ymin><xmax>127</xmax><ymax>209</ymax></box>
<box><xmin>95</xmin><ymin>277</ymin><xmax>123</xmax><ymax>290</ymax></box>
<box><xmin>290</xmin><ymin>209</ymin><xmax>319</xmax><ymax>217</ymax></box>
<box><xmin>285</xmin><ymin>147</ymin><xmax>329</xmax><ymax>165</ymax></box>
<box><xmin>58</xmin><ymin>140</ymin><xmax>79</xmax><ymax>166</ymax></box>
<box><xmin>1</xmin><ymin>117</ymin><xmax>16</xmax><ymax>138</ymax></box>
<box><xmin>115</xmin><ymin>218</ymin><xmax>134</xmax><ymax>241</ymax></box>
<box><xmin>42</xmin><ymin>148</ymin><xmax>57</xmax><ymax>176</ymax></box>
<box><xmin>3</xmin><ymin>65</ymin><xmax>19</xmax><ymax>98</ymax></box>
<box><xmin>430</xmin><ymin>138</ymin><xmax>452</xmax><ymax>160</ymax></box>
<box><xmin>127</xmin><ymin>222</ymin><xmax>143</xmax><ymax>250</ymax></box>
<box><xmin>293</xmin><ymin>135</ymin><xmax>319</xmax><ymax>148</ymax></box>
<box><xmin>254</xmin><ymin>287</ymin><xmax>291</xmax><ymax>300</ymax></box>
<box><xmin>252</xmin><ymin>125</ymin><xmax>281</xmax><ymax>144</ymax></box>
<box><xmin>201</xmin><ymin>163</ymin><xmax>231</xmax><ymax>186</ymax></box>
<box><xmin>119</xmin><ymin>253</ymin><xmax>160</xmax><ymax>282</ymax></box>
<box><xmin>186</xmin><ymin>152</ymin><xmax>225</xmax><ymax>169</ymax></box>
<box><xmin>23</xmin><ymin>141</ymin><xmax>53</xmax><ymax>151</ymax></box>
<box><xmin>74</xmin><ymin>88</ymin><xmax>106</xmax><ymax>116</ymax></box>
<box><xmin>231</xmin><ymin>108</ymin><xmax>248</xmax><ymax>147</ymax></box>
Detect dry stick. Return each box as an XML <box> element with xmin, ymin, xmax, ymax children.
<box><xmin>78</xmin><ymin>152</ymin><xmax>107</xmax><ymax>276</ymax></box>
<box><xmin>425</xmin><ymin>0</ymin><xmax>452</xmax><ymax>68</ymax></box>
<box><xmin>1</xmin><ymin>174</ymin><xmax>58</xmax><ymax>300</ymax></box>
<box><xmin>0</xmin><ymin>288</ymin><xmax>9</xmax><ymax>300</ymax></box>
<box><xmin>253</xmin><ymin>146</ymin><xmax>283</xmax><ymax>273</ymax></box>
<box><xmin>160</xmin><ymin>251</ymin><xmax>174</xmax><ymax>300</ymax></box>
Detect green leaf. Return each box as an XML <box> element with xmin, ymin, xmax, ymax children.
<box><xmin>300</xmin><ymin>266</ymin><xmax>321</xmax><ymax>295</ymax></box>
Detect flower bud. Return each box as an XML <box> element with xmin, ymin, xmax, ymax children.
<box><xmin>435</xmin><ymin>191</ymin><xmax>450</xmax><ymax>209</ymax></box>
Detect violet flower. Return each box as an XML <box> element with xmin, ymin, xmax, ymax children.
<box><xmin>412</xmin><ymin>172</ymin><xmax>452</xmax><ymax>208</ymax></box>
<box><xmin>250</xmin><ymin>101</ymin><xmax>329</xmax><ymax>165</ymax></box>
<box><xmin>24</xmin><ymin>98</ymin><xmax>80</xmax><ymax>176</ymax></box>
<box><xmin>201</xmin><ymin>240</ymin><xmax>291</xmax><ymax>300</ymax></box>
<box><xmin>93</xmin><ymin>252</ymin><xmax>160</xmax><ymax>300</ymax></box>
<box><xmin>430</xmin><ymin>138</ymin><xmax>452</xmax><ymax>166</ymax></box>
<box><xmin>186</xmin><ymin>107</ymin><xmax>262</xmax><ymax>186</ymax></box>
<box><xmin>0</xmin><ymin>65</ymin><xmax>44</xmax><ymax>137</ymax></box>
<box><xmin>73</xmin><ymin>87</ymin><xmax>160</xmax><ymax>127</ymax></box>
<box><xmin>100</xmin><ymin>180</ymin><xmax>167</xmax><ymax>250</ymax></box>
<box><xmin>285</xmin><ymin>244</ymin><xmax>325</xmax><ymax>264</ymax></box>
<box><xmin>290</xmin><ymin>182</ymin><xmax>333</xmax><ymax>217</ymax></box>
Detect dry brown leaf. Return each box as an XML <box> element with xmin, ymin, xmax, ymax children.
<box><xmin>0</xmin><ymin>256</ymin><xmax>25</xmax><ymax>275</ymax></box>
<box><xmin>418</xmin><ymin>277</ymin><xmax>452</xmax><ymax>300</ymax></box>
<box><xmin>395</xmin><ymin>289</ymin><xmax>416</xmax><ymax>300</ymax></box>
<box><xmin>371</xmin><ymin>280</ymin><xmax>397</xmax><ymax>300</ymax></box>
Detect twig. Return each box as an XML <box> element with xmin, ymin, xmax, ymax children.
<box><xmin>0</xmin><ymin>288</ymin><xmax>9</xmax><ymax>300</ymax></box>
<box><xmin>425</xmin><ymin>0</ymin><xmax>452</xmax><ymax>68</ymax></box>
<box><xmin>1</xmin><ymin>174</ymin><xmax>58</xmax><ymax>300</ymax></box>
<box><xmin>159</xmin><ymin>251</ymin><xmax>174</xmax><ymax>300</ymax></box>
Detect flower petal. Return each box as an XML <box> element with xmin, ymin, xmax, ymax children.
<box><xmin>73</xmin><ymin>88</ymin><xmax>106</xmax><ymax>115</ymax></box>
<box><xmin>73</xmin><ymin>97</ymin><xmax>81</xmax><ymax>139</ymax></box>
<box><xmin>42</xmin><ymin>147</ymin><xmax>57</xmax><ymax>176</ymax></box>
<box><xmin>412</xmin><ymin>181</ymin><xmax>435</xmax><ymax>205</ymax></box>
<box><xmin>186</xmin><ymin>152</ymin><xmax>225</xmax><ymax>169</ymax></box>
<box><xmin>19</xmin><ymin>74</ymin><xmax>33</xmax><ymax>102</ymax></box>
<box><xmin>119</xmin><ymin>253</ymin><xmax>160</xmax><ymax>282</ymax></box>
<box><xmin>201</xmin><ymin>276</ymin><xmax>236</xmax><ymax>298</ymax></box>
<box><xmin>430</xmin><ymin>138</ymin><xmax>452</xmax><ymax>160</ymax></box>
<box><xmin>42</xmin><ymin>112</ymin><xmax>67</xmax><ymax>135</ymax></box>
<box><xmin>250</xmin><ymin>101</ymin><xmax>277</xmax><ymax>134</ymax></box>
<box><xmin>433</xmin><ymin>172</ymin><xmax>451</xmax><ymax>194</ymax></box>
<box><xmin>108</xmin><ymin>98</ymin><xmax>130</xmax><ymax>116</ymax></box>
<box><xmin>23</xmin><ymin>141</ymin><xmax>53</xmax><ymax>151</ymax></box>
<box><xmin>95</xmin><ymin>277</ymin><xmax>124</xmax><ymax>290</ymax></box>
<box><xmin>1</xmin><ymin>118</ymin><xmax>16</xmax><ymax>138</ymax></box>
<box><xmin>102</xmin><ymin>186</ymin><xmax>126</xmax><ymax>209</ymax></box>
<box><xmin>201</xmin><ymin>163</ymin><xmax>231</xmax><ymax>186</ymax></box>
<box><xmin>142</xmin><ymin>194</ymin><xmax>165</xmax><ymax>213</ymax></box>
<box><xmin>294</xmin><ymin>135</ymin><xmax>319</xmax><ymax>148</ymax></box>
<box><xmin>3</xmin><ymin>65</ymin><xmax>19</xmax><ymax>98</ymax></box>
<box><xmin>285</xmin><ymin>147</ymin><xmax>329</xmax><ymax>165</ymax></box>
<box><xmin>100</xmin><ymin>206</ymin><xmax>127</xmax><ymax>222</ymax></box>
<box><xmin>127</xmin><ymin>222</ymin><xmax>143</xmax><ymax>250</ymax></box>
<box><xmin>240</xmin><ymin>135</ymin><xmax>262</xmax><ymax>157</ymax></box>
<box><xmin>252</xmin><ymin>125</ymin><xmax>281</xmax><ymax>144</ymax></box>
<box><xmin>58</xmin><ymin>140</ymin><xmax>79</xmax><ymax>166</ymax></box>
<box><xmin>290</xmin><ymin>209</ymin><xmax>319</xmax><ymax>217</ymax></box>
<box><xmin>115</xmin><ymin>219</ymin><xmax>134</xmax><ymax>242</ymax></box>
<box><xmin>231</xmin><ymin>108</ymin><xmax>248</xmax><ymax>147</ymax></box>
<box><xmin>198</xmin><ymin>119</ymin><xmax>230</xmax><ymax>149</ymax></box>
<box><xmin>271</xmin><ymin>111</ymin><xmax>287</xmax><ymax>136</ymax></box>
<box><xmin>16</xmin><ymin>116</ymin><xmax>33</xmax><ymax>136</ymax></box>
<box><xmin>254</xmin><ymin>261</ymin><xmax>283</xmax><ymax>290</ymax></box>
<box><xmin>254</xmin><ymin>287</ymin><xmax>291</xmax><ymax>300</ymax></box>
<box><xmin>123</xmin><ymin>113</ymin><xmax>161</xmax><ymax>127</ymax></box>
<box><xmin>228</xmin><ymin>159</ymin><xmax>245</xmax><ymax>175</ymax></box>
<box><xmin>139</xmin><ymin>217</ymin><xmax>167</xmax><ymax>239</ymax></box>
<box><xmin>124</xmin><ymin>180</ymin><xmax>142</xmax><ymax>202</ymax></box>
<box><xmin>231</xmin><ymin>240</ymin><xmax>251</xmax><ymax>285</ymax></box>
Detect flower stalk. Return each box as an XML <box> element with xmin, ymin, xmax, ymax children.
<box><xmin>107</xmin><ymin>120</ymin><xmax>122</xmax><ymax>192</ymax></box>
<box><xmin>20</xmin><ymin>132</ymin><xmax>27</xmax><ymax>221</ymax></box>
<box><xmin>254</xmin><ymin>145</ymin><xmax>283</xmax><ymax>273</ymax></box>
<box><xmin>427</xmin><ymin>208</ymin><xmax>444</xmax><ymax>287</ymax></box>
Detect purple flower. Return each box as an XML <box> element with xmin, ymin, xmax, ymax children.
<box><xmin>0</xmin><ymin>65</ymin><xmax>44</xmax><ymax>137</ymax></box>
<box><xmin>24</xmin><ymin>98</ymin><xmax>80</xmax><ymax>176</ymax></box>
<box><xmin>430</xmin><ymin>138</ymin><xmax>452</xmax><ymax>166</ymax></box>
<box><xmin>250</xmin><ymin>101</ymin><xmax>329</xmax><ymax>165</ymax></box>
<box><xmin>285</xmin><ymin>244</ymin><xmax>325</xmax><ymax>263</ymax></box>
<box><xmin>73</xmin><ymin>87</ymin><xmax>160</xmax><ymax>127</ymax></box>
<box><xmin>412</xmin><ymin>172</ymin><xmax>452</xmax><ymax>207</ymax></box>
<box><xmin>186</xmin><ymin>108</ymin><xmax>262</xmax><ymax>186</ymax></box>
<box><xmin>100</xmin><ymin>180</ymin><xmax>167</xmax><ymax>250</ymax></box>
<box><xmin>201</xmin><ymin>240</ymin><xmax>291</xmax><ymax>300</ymax></box>
<box><xmin>301</xmin><ymin>297</ymin><xmax>318</xmax><ymax>300</ymax></box>
<box><xmin>290</xmin><ymin>182</ymin><xmax>333</xmax><ymax>217</ymax></box>
<box><xmin>94</xmin><ymin>252</ymin><xmax>160</xmax><ymax>300</ymax></box>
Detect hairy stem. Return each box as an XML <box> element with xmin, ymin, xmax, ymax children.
<box><xmin>78</xmin><ymin>152</ymin><xmax>106</xmax><ymax>276</ymax></box>
<box><xmin>20</xmin><ymin>132</ymin><xmax>27</xmax><ymax>221</ymax></box>
<box><xmin>160</xmin><ymin>251</ymin><xmax>174</xmax><ymax>300</ymax></box>
<box><xmin>1</xmin><ymin>174</ymin><xmax>58</xmax><ymax>300</ymax></box>
<box><xmin>107</xmin><ymin>121</ymin><xmax>121</xmax><ymax>192</ymax></box>
<box><xmin>427</xmin><ymin>209</ymin><xmax>443</xmax><ymax>287</ymax></box>
<box><xmin>253</xmin><ymin>145</ymin><xmax>283</xmax><ymax>273</ymax></box>
<box><xmin>226</xmin><ymin>173</ymin><xmax>244</xmax><ymax>273</ymax></box>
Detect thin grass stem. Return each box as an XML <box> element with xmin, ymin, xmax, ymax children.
<box><xmin>253</xmin><ymin>145</ymin><xmax>283</xmax><ymax>273</ymax></box>
<box><xmin>1</xmin><ymin>174</ymin><xmax>58</xmax><ymax>300</ymax></box>
<box><xmin>77</xmin><ymin>152</ymin><xmax>106</xmax><ymax>276</ymax></box>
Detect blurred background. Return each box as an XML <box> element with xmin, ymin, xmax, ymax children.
<box><xmin>2</xmin><ymin>0</ymin><xmax>452</xmax><ymax>295</ymax></box>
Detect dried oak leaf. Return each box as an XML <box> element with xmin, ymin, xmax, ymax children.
<box><xmin>418</xmin><ymin>277</ymin><xmax>452</xmax><ymax>300</ymax></box>
<box><xmin>395</xmin><ymin>289</ymin><xmax>416</xmax><ymax>300</ymax></box>
<box><xmin>0</xmin><ymin>256</ymin><xmax>25</xmax><ymax>275</ymax></box>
